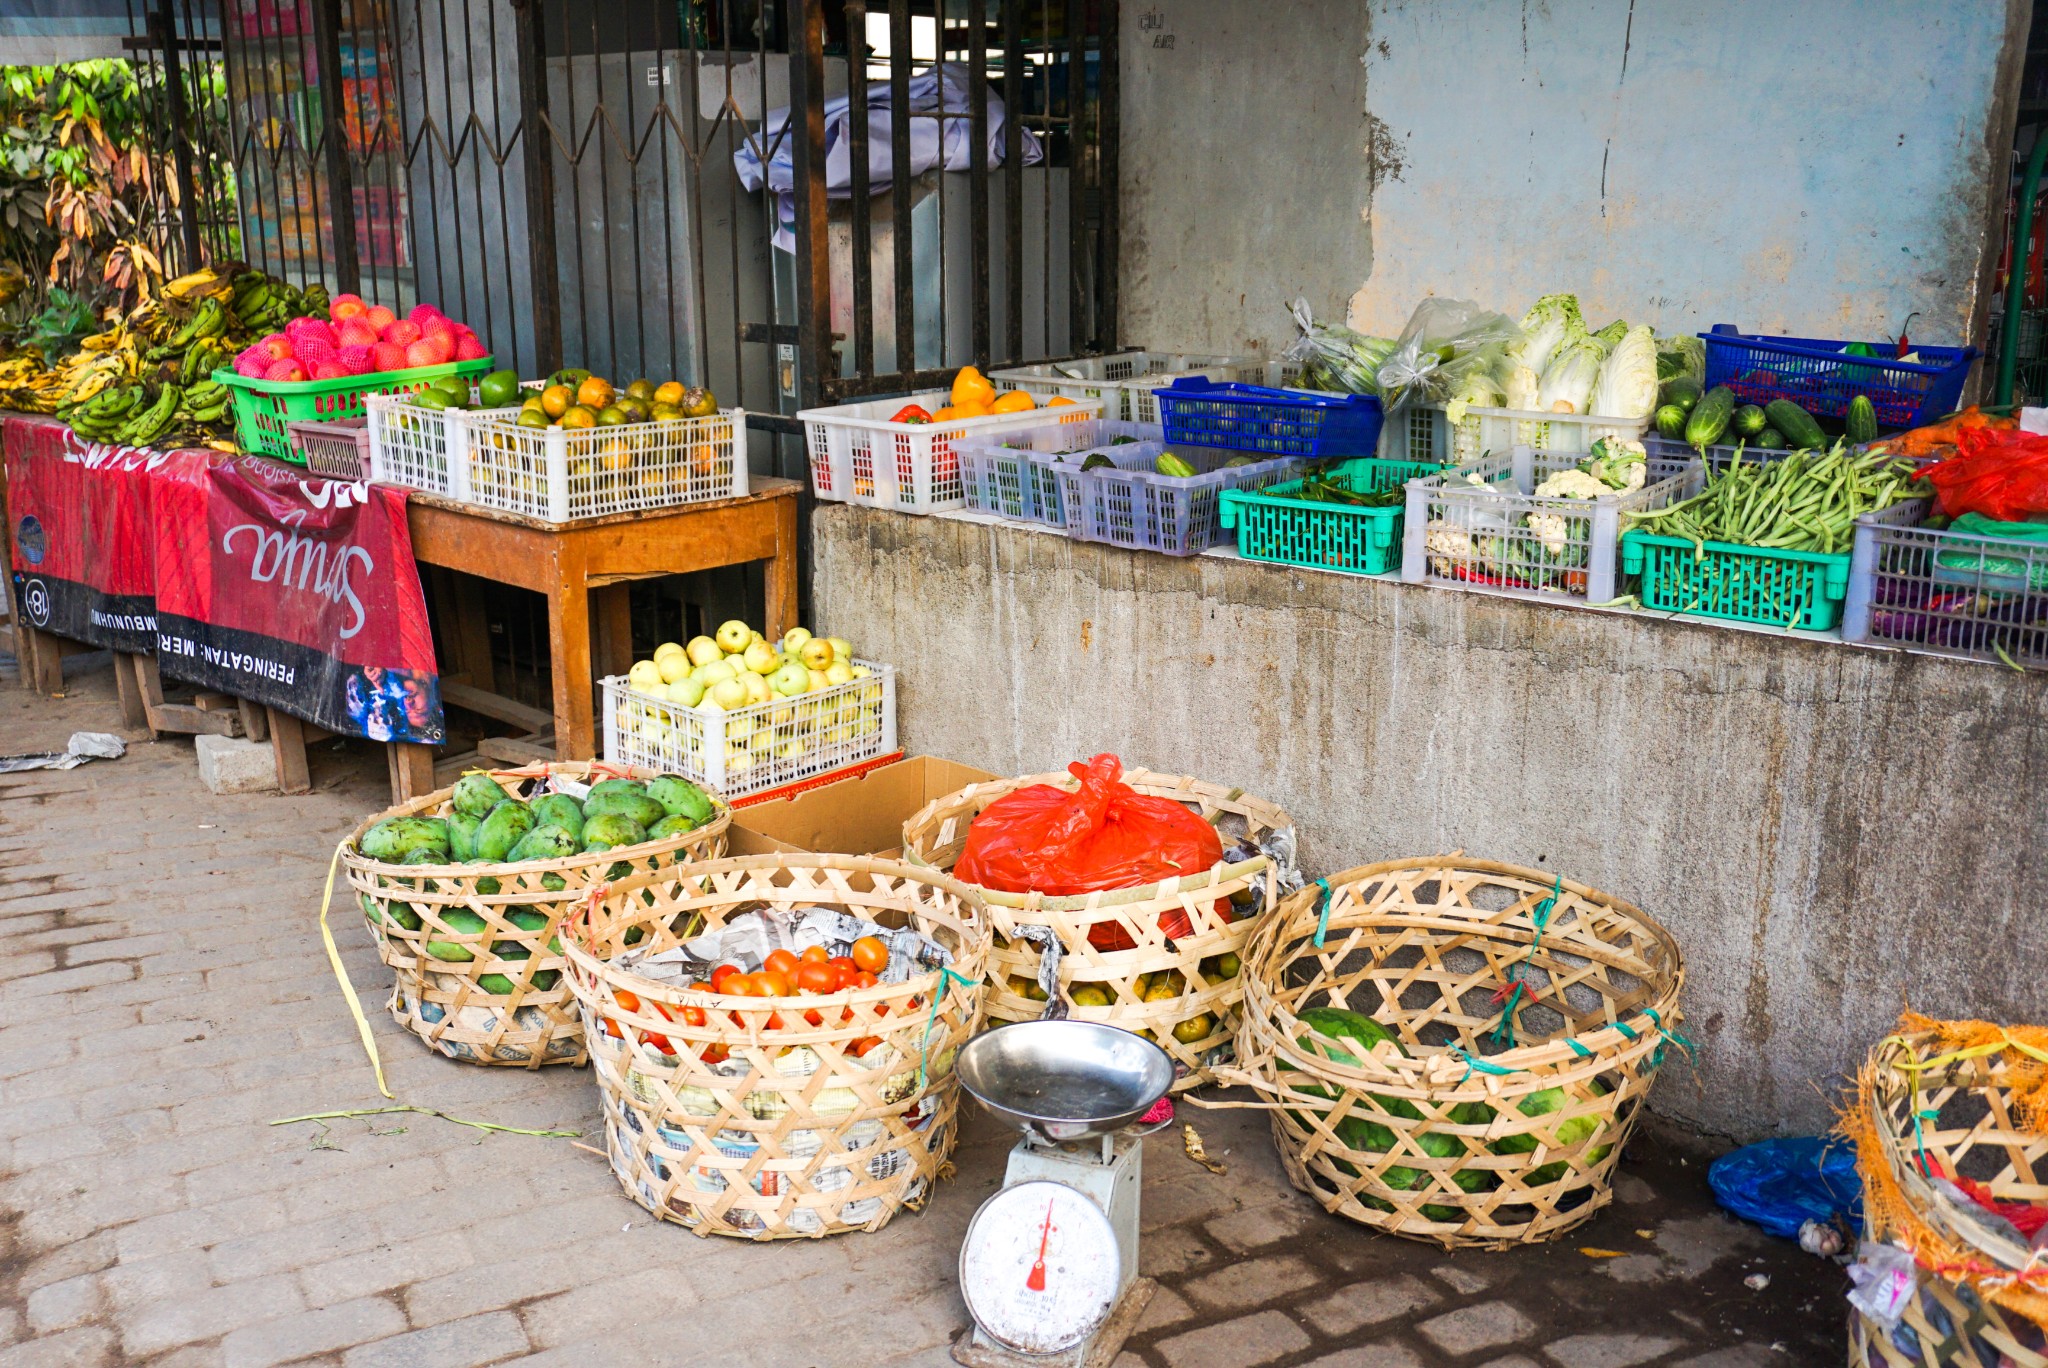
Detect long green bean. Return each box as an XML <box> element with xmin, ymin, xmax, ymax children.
<box><xmin>1628</xmin><ymin>442</ymin><xmax>1922</xmax><ymax>553</ymax></box>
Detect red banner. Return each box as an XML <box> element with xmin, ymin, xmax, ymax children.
<box><xmin>6</xmin><ymin>415</ymin><xmax>442</xmax><ymax>743</ymax></box>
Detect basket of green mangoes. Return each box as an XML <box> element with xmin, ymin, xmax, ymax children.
<box><xmin>340</xmin><ymin>761</ymin><xmax>730</xmax><ymax>1067</ymax></box>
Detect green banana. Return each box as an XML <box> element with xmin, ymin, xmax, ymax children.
<box><xmin>121</xmin><ymin>385</ymin><xmax>181</xmax><ymax>446</ymax></box>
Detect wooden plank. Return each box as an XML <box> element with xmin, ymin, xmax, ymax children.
<box><xmin>447</xmin><ymin>572</ymin><xmax>497</xmax><ymax>694</ymax></box>
<box><xmin>476</xmin><ymin>735</ymin><xmax>555</xmax><ymax>766</ymax></box>
<box><xmin>113</xmin><ymin>652</ymin><xmax>147</xmax><ymax>729</ymax></box>
<box><xmin>388</xmin><ymin>742</ymin><xmax>436</xmax><ymax>803</ymax></box>
<box><xmin>238</xmin><ymin>696</ymin><xmax>268</xmax><ymax>742</ymax></box>
<box><xmin>765</xmin><ymin>483</ymin><xmax>800</xmax><ymax>642</ymax></box>
<box><xmin>193</xmin><ymin>692</ymin><xmax>236</xmax><ymax>713</ymax></box>
<box><xmin>441</xmin><ymin>680</ymin><xmax>553</xmax><ymax>734</ymax></box>
<box><xmin>22</xmin><ymin>623</ymin><xmax>61</xmax><ymax>696</ymax></box>
<box><xmin>268</xmin><ymin>707</ymin><xmax>311</xmax><ymax>794</ymax></box>
<box><xmin>547</xmin><ymin>545</ymin><xmax>594</xmax><ymax>762</ymax></box>
<box><xmin>405</xmin><ymin>475</ymin><xmax>801</xmax><ymax>534</ymax></box>
<box><xmin>593</xmin><ymin>583</ymin><xmax>633</xmax><ymax>683</ymax></box>
<box><xmin>148</xmin><ymin>703</ymin><xmax>240</xmax><ymax>737</ymax></box>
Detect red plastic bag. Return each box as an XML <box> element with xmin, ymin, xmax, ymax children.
<box><xmin>1919</xmin><ymin>426</ymin><xmax>2048</xmax><ymax>521</ymax></box>
<box><xmin>955</xmin><ymin>754</ymin><xmax>1224</xmax><ymax>899</ymax></box>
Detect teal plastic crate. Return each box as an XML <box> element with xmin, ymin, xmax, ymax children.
<box><xmin>1621</xmin><ymin>530</ymin><xmax>1853</xmax><ymax>631</ymax></box>
<box><xmin>214</xmin><ymin>356</ymin><xmax>493</xmax><ymax>462</ymax></box>
<box><xmin>1219</xmin><ymin>458</ymin><xmax>1441</xmax><ymax>575</ymax></box>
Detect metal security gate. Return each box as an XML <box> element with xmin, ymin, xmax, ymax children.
<box><xmin>131</xmin><ymin>0</ymin><xmax>1118</xmax><ymax>441</ymax></box>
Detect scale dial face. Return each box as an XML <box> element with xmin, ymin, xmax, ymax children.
<box><xmin>960</xmin><ymin>1180</ymin><xmax>1121</xmax><ymax>1354</ymax></box>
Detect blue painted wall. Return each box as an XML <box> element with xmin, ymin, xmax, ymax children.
<box><xmin>1120</xmin><ymin>0</ymin><xmax>2024</xmax><ymax>355</ymax></box>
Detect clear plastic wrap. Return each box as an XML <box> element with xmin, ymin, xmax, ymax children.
<box><xmin>1374</xmin><ymin>297</ymin><xmax>1522</xmax><ymax>409</ymax></box>
<box><xmin>1280</xmin><ymin>296</ymin><xmax>1396</xmax><ymax>395</ymax></box>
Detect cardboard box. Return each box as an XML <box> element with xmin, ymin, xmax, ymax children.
<box><xmin>727</xmin><ymin>755</ymin><xmax>998</xmax><ymax>859</ymax></box>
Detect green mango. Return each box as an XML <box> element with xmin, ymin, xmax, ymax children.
<box><xmin>360</xmin><ymin>893</ymin><xmax>422</xmax><ymax>933</ymax></box>
<box><xmin>582</xmin><ymin>789</ymin><xmax>667</xmax><ymax>831</ymax></box>
<box><xmin>447</xmin><ymin>812</ymin><xmax>480</xmax><ymax>862</ymax></box>
<box><xmin>452</xmin><ymin>772</ymin><xmax>512</xmax><ymax>818</ymax></box>
<box><xmin>647</xmin><ymin>814</ymin><xmax>699</xmax><ymax>841</ymax></box>
<box><xmin>505</xmin><ymin>909</ymin><xmax>550</xmax><ymax>933</ymax></box>
<box><xmin>473</xmin><ymin>871</ymin><xmax>501</xmax><ymax>896</ymax></box>
<box><xmin>479</xmin><ymin>969</ymin><xmax>559</xmax><ymax>995</ymax></box>
<box><xmin>580</xmin><ymin>811</ymin><xmax>648</xmax><ymax>852</ymax></box>
<box><xmin>425</xmin><ymin>909</ymin><xmax>487</xmax><ymax>962</ymax></box>
<box><xmin>360</xmin><ymin>816</ymin><xmax>450</xmax><ymax>863</ymax></box>
<box><xmin>583</xmin><ymin>778</ymin><xmax>648</xmax><ymax>806</ymax></box>
<box><xmin>506</xmin><ymin>825</ymin><xmax>578</xmax><ymax>863</ymax></box>
<box><xmin>530</xmin><ymin>794</ymin><xmax>585</xmax><ymax>842</ymax></box>
<box><xmin>401</xmin><ymin>848</ymin><xmax>446</xmax><ymax>867</ymax></box>
<box><xmin>541</xmin><ymin>872</ymin><xmax>566</xmax><ymax>892</ymax></box>
<box><xmin>473</xmin><ymin>800</ymin><xmax>535</xmax><ymax>861</ymax></box>
<box><xmin>646</xmin><ymin>775</ymin><xmax>714</xmax><ymax>824</ymax></box>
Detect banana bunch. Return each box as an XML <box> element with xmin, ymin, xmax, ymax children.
<box><xmin>144</xmin><ymin>295</ymin><xmax>229</xmax><ymax>362</ymax></box>
<box><xmin>162</xmin><ymin>265</ymin><xmax>235</xmax><ymax>305</ymax></box>
<box><xmin>62</xmin><ymin>376</ymin><xmax>234</xmax><ymax>449</ymax></box>
<box><xmin>229</xmin><ymin>270</ymin><xmax>312</xmax><ymax>338</ymax></box>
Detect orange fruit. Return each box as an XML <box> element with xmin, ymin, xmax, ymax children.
<box><xmin>539</xmin><ymin>383</ymin><xmax>573</xmax><ymax>418</ymax></box>
<box><xmin>575</xmin><ymin>376</ymin><xmax>615</xmax><ymax>410</ymax></box>
<box><xmin>990</xmin><ymin>390</ymin><xmax>1035</xmax><ymax>413</ymax></box>
<box><xmin>1046</xmin><ymin>395</ymin><xmax>1078</xmax><ymax>407</ymax></box>
<box><xmin>951</xmin><ymin>365</ymin><xmax>994</xmax><ymax>408</ymax></box>
<box><xmin>950</xmin><ymin>400</ymin><xmax>989</xmax><ymax>419</ymax></box>
<box><xmin>653</xmin><ymin>380</ymin><xmax>685</xmax><ymax>407</ymax></box>
<box><xmin>559</xmin><ymin>405</ymin><xmax>597</xmax><ymax>430</ymax></box>
<box><xmin>930</xmin><ymin>405</ymin><xmax>960</xmax><ymax>421</ymax></box>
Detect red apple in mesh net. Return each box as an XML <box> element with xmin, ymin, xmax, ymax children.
<box><xmin>403</xmin><ymin>339</ymin><xmax>442</xmax><ymax>368</ymax></box>
<box><xmin>311</xmin><ymin>360</ymin><xmax>349</xmax><ymax>380</ymax></box>
<box><xmin>453</xmin><ymin>335</ymin><xmax>488</xmax><ymax>361</ymax></box>
<box><xmin>338</xmin><ymin>344</ymin><xmax>375</xmax><ymax>374</ymax></box>
<box><xmin>371</xmin><ymin>341</ymin><xmax>408</xmax><ymax>372</ymax></box>
<box><xmin>364</xmin><ymin>304</ymin><xmax>397</xmax><ymax>332</ymax></box>
<box><xmin>265</xmin><ymin>359</ymin><xmax>307</xmax><ymax>383</ymax></box>
<box><xmin>408</xmin><ymin>304</ymin><xmax>441</xmax><ymax>324</ymax></box>
<box><xmin>382</xmin><ymin>319</ymin><xmax>422</xmax><ymax>347</ymax></box>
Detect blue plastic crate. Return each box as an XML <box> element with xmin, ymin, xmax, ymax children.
<box><xmin>1155</xmin><ymin>378</ymin><xmax>1383</xmax><ymax>459</ymax></box>
<box><xmin>1698</xmin><ymin>324</ymin><xmax>1977</xmax><ymax>431</ymax></box>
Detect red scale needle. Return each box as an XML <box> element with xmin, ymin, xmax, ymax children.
<box><xmin>1026</xmin><ymin>1197</ymin><xmax>1055</xmax><ymax>1292</ymax></box>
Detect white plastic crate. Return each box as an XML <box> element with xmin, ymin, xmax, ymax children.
<box><xmin>1400</xmin><ymin>445</ymin><xmax>1693</xmax><ymax>602</ymax></box>
<box><xmin>601</xmin><ymin>661</ymin><xmax>897</xmax><ymax>798</ymax></box>
<box><xmin>797</xmin><ymin>390</ymin><xmax>1104</xmax><ymax>513</ymax></box>
<box><xmin>1453</xmin><ymin>406</ymin><xmax>1652</xmax><ymax>463</ymax></box>
<box><xmin>992</xmin><ymin>352</ymin><xmax>1263</xmax><ymax>423</ymax></box>
<box><xmin>367</xmin><ymin>390</ymin><xmax>748</xmax><ymax>523</ymax></box>
<box><xmin>1843</xmin><ymin>502</ymin><xmax>2048</xmax><ymax>668</ymax></box>
<box><xmin>953</xmin><ymin>418</ymin><xmax>1163</xmax><ymax>523</ymax></box>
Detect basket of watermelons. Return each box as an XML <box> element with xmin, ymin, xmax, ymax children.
<box><xmin>1214</xmin><ymin>856</ymin><xmax>1686</xmax><ymax>1249</ymax></box>
<box><xmin>340</xmin><ymin>761</ymin><xmax>730</xmax><ymax>1067</ymax></box>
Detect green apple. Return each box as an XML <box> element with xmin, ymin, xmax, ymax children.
<box><xmin>657</xmin><ymin>652</ymin><xmax>692</xmax><ymax>684</ymax></box>
<box><xmin>665</xmin><ymin>677</ymin><xmax>705</xmax><ymax>707</ymax></box>
<box><xmin>770</xmin><ymin>662</ymin><xmax>810</xmax><ymax>697</ymax></box>
<box><xmin>781</xmin><ymin>626</ymin><xmax>813</xmax><ymax>654</ymax></box>
<box><xmin>827</xmin><ymin>637</ymin><xmax>852</xmax><ymax>662</ymax></box>
<box><xmin>807</xmin><ymin>668</ymin><xmax>831</xmax><ymax>693</ymax></box>
<box><xmin>742</xmin><ymin>640</ymin><xmax>778</xmax><ymax>675</ymax></box>
<box><xmin>627</xmin><ymin>659</ymin><xmax>663</xmax><ymax>692</ymax></box>
<box><xmin>823</xmin><ymin>661</ymin><xmax>854</xmax><ymax>687</ymax></box>
<box><xmin>714</xmin><ymin>619</ymin><xmax>751</xmax><ymax>653</ymax></box>
<box><xmin>710</xmin><ymin>677</ymin><xmax>749</xmax><ymax>710</ymax></box>
<box><xmin>696</xmin><ymin>659</ymin><xmax>737</xmax><ymax>686</ymax></box>
<box><xmin>851</xmin><ymin>665</ymin><xmax>872</xmax><ymax>679</ymax></box>
<box><xmin>685</xmin><ymin>635</ymin><xmax>723</xmax><ymax>667</ymax></box>
<box><xmin>799</xmin><ymin>638</ymin><xmax>836</xmax><ymax>671</ymax></box>
<box><xmin>742</xmin><ymin>672</ymin><xmax>772</xmax><ymax>706</ymax></box>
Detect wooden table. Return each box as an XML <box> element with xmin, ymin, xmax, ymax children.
<box><xmin>406</xmin><ymin>477</ymin><xmax>802</xmax><ymax>764</ymax></box>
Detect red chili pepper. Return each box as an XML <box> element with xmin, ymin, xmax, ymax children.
<box><xmin>891</xmin><ymin>404</ymin><xmax>932</xmax><ymax>425</ymax></box>
<box><xmin>1896</xmin><ymin>311</ymin><xmax>1918</xmax><ymax>359</ymax></box>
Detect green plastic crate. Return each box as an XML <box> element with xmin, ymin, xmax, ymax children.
<box><xmin>213</xmin><ymin>356</ymin><xmax>494</xmax><ymax>462</ymax></box>
<box><xmin>1620</xmin><ymin>530</ymin><xmax>1853</xmax><ymax>631</ymax></box>
<box><xmin>1218</xmin><ymin>458</ymin><xmax>1441</xmax><ymax>576</ymax></box>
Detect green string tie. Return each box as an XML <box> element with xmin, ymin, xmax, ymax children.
<box><xmin>917</xmin><ymin>967</ymin><xmax>978</xmax><ymax>1091</ymax></box>
<box><xmin>1311</xmin><ymin>878</ymin><xmax>1334</xmax><ymax>948</ymax></box>
<box><xmin>1452</xmin><ymin>1047</ymin><xmax>1517</xmax><ymax>1085</ymax></box>
<box><xmin>1564</xmin><ymin>1038</ymin><xmax>1592</xmax><ymax>1059</ymax></box>
<box><xmin>1488</xmin><ymin>875</ymin><xmax>1562</xmax><ymax>1051</ymax></box>
<box><xmin>1912</xmin><ymin>1105</ymin><xmax>1940</xmax><ymax>1177</ymax></box>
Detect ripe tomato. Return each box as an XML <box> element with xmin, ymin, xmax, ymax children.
<box><xmin>679</xmin><ymin>1004</ymin><xmax>707</xmax><ymax>1028</ymax></box>
<box><xmin>644</xmin><ymin>1031</ymin><xmax>674</xmax><ymax>1055</ymax></box>
<box><xmin>853</xmin><ymin>970</ymin><xmax>879</xmax><ymax>990</ymax></box>
<box><xmin>828</xmin><ymin>954</ymin><xmax>858</xmax><ymax>976</ymax></box>
<box><xmin>795</xmin><ymin>962</ymin><xmax>837</xmax><ymax>995</ymax></box>
<box><xmin>615</xmin><ymin>988</ymin><xmax>643</xmax><ymax>1013</ymax></box>
<box><xmin>801</xmin><ymin>1007</ymin><xmax>824</xmax><ymax>1027</ymax></box>
<box><xmin>851</xmin><ymin>1035</ymin><xmax>881</xmax><ymax>1057</ymax></box>
<box><xmin>799</xmin><ymin>945</ymin><xmax>831</xmax><ymax>964</ymax></box>
<box><xmin>851</xmin><ymin>936</ymin><xmax>889</xmax><ymax>973</ymax></box>
<box><xmin>725</xmin><ymin>973</ymin><xmax>760</xmax><ymax>996</ymax></box>
<box><xmin>832</xmin><ymin>963</ymin><xmax>861</xmax><ymax>991</ymax></box>
<box><xmin>764</xmin><ymin>948</ymin><xmax>800</xmax><ymax>977</ymax></box>
<box><xmin>709</xmin><ymin>963</ymin><xmax>742</xmax><ymax>993</ymax></box>
<box><xmin>601</xmin><ymin>1017</ymin><xmax>623</xmax><ymax>1039</ymax></box>
<box><xmin>703</xmin><ymin>1043</ymin><xmax>729</xmax><ymax>1063</ymax></box>
<box><xmin>755</xmin><ymin>969</ymin><xmax>792</xmax><ymax>998</ymax></box>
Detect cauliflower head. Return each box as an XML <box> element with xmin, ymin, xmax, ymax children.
<box><xmin>1533</xmin><ymin>468</ymin><xmax>1610</xmax><ymax>501</ymax></box>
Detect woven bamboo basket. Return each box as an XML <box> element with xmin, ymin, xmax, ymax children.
<box><xmin>1847</xmin><ymin>1020</ymin><xmax>2048</xmax><ymax>1367</ymax></box>
<box><xmin>561</xmin><ymin>854</ymin><xmax>989</xmax><ymax>1239</ymax></box>
<box><xmin>900</xmin><ymin>767</ymin><xmax>1295</xmax><ymax>1089</ymax></box>
<box><xmin>340</xmin><ymin>761</ymin><xmax>732</xmax><ymax>1067</ymax></box>
<box><xmin>1215</xmin><ymin>857</ymin><xmax>1685</xmax><ymax>1249</ymax></box>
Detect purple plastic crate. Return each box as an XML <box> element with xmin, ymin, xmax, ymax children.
<box><xmin>952</xmin><ymin>418</ymin><xmax>1161</xmax><ymax>524</ymax></box>
<box><xmin>1052</xmin><ymin>448</ymin><xmax>1303</xmax><ymax>555</ymax></box>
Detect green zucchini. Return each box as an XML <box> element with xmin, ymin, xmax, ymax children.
<box><xmin>1732</xmin><ymin>404</ymin><xmax>1768</xmax><ymax>438</ymax></box>
<box><xmin>1754</xmin><ymin>426</ymin><xmax>1785</xmax><ymax>451</ymax></box>
<box><xmin>1662</xmin><ymin>377</ymin><xmax>1702</xmax><ymax>412</ymax></box>
<box><xmin>1844</xmin><ymin>395</ymin><xmax>1879</xmax><ymax>446</ymax></box>
<box><xmin>1764</xmin><ymin>398</ymin><xmax>1825</xmax><ymax>450</ymax></box>
<box><xmin>1684</xmin><ymin>386</ymin><xmax>1737</xmax><ymax>449</ymax></box>
<box><xmin>1653</xmin><ymin>404</ymin><xmax>1687</xmax><ymax>440</ymax></box>
<box><xmin>1154</xmin><ymin>451</ymin><xmax>1198</xmax><ymax>478</ymax></box>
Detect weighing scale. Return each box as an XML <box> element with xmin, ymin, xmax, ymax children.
<box><xmin>951</xmin><ymin>1020</ymin><xmax>1176</xmax><ymax>1368</ymax></box>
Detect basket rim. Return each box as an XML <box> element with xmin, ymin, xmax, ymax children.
<box><xmin>340</xmin><ymin>759</ymin><xmax>732</xmax><ymax>878</ymax></box>
<box><xmin>1240</xmin><ymin>855</ymin><xmax>1684</xmax><ymax>1086</ymax></box>
<box><xmin>898</xmin><ymin>766</ymin><xmax>1293</xmax><ymax>909</ymax></box>
<box><xmin>559</xmin><ymin>851</ymin><xmax>990</xmax><ymax>1008</ymax></box>
<box><xmin>212</xmin><ymin>355</ymin><xmax>494</xmax><ymax>396</ymax></box>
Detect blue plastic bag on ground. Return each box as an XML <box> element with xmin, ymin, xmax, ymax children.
<box><xmin>1707</xmin><ymin>1136</ymin><xmax>1863</xmax><ymax>1239</ymax></box>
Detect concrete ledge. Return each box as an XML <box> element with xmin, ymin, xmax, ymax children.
<box><xmin>195</xmin><ymin>734</ymin><xmax>278</xmax><ymax>795</ymax></box>
<box><xmin>813</xmin><ymin>503</ymin><xmax>2048</xmax><ymax>1140</ymax></box>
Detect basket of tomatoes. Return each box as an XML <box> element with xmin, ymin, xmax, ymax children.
<box><xmin>561</xmin><ymin>853</ymin><xmax>990</xmax><ymax>1239</ymax></box>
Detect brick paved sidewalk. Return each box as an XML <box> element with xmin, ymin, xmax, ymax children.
<box><xmin>0</xmin><ymin>663</ymin><xmax>1847</xmax><ymax>1367</ymax></box>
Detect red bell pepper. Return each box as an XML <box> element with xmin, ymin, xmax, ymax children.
<box><xmin>891</xmin><ymin>404</ymin><xmax>932</xmax><ymax>425</ymax></box>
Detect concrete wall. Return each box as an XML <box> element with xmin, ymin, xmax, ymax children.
<box><xmin>1119</xmin><ymin>0</ymin><xmax>2027</xmax><ymax>355</ymax></box>
<box><xmin>814</xmin><ymin>505</ymin><xmax>2048</xmax><ymax>1141</ymax></box>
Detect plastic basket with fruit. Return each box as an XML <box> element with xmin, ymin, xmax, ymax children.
<box><xmin>213</xmin><ymin>296</ymin><xmax>494</xmax><ymax>461</ymax></box>
<box><xmin>368</xmin><ymin>366</ymin><xmax>745</xmax><ymax>522</ymax></box>
<box><xmin>602</xmin><ymin>621</ymin><xmax>896</xmax><ymax>799</ymax></box>
<box><xmin>798</xmin><ymin>365</ymin><xmax>1105</xmax><ymax>512</ymax></box>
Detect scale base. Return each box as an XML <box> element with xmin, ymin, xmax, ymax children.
<box><xmin>951</xmin><ymin>1278</ymin><xmax>1155</xmax><ymax>1368</ymax></box>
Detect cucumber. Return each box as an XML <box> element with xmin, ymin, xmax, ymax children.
<box><xmin>1154</xmin><ymin>451</ymin><xmax>1198</xmax><ymax>478</ymax></box>
<box><xmin>1764</xmin><ymin>398</ymin><xmax>1825</xmax><ymax>450</ymax></box>
<box><xmin>1732</xmin><ymin>404</ymin><xmax>1767</xmax><ymax>438</ymax></box>
<box><xmin>1684</xmin><ymin>386</ymin><xmax>1737</xmax><ymax>449</ymax></box>
<box><xmin>1845</xmin><ymin>394</ymin><xmax>1879</xmax><ymax>446</ymax></box>
<box><xmin>1754</xmin><ymin>426</ymin><xmax>1785</xmax><ymax>451</ymax></box>
<box><xmin>1662</xmin><ymin>377</ymin><xmax>1702</xmax><ymax>412</ymax></box>
<box><xmin>1654</xmin><ymin>404</ymin><xmax>1687</xmax><ymax>440</ymax></box>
